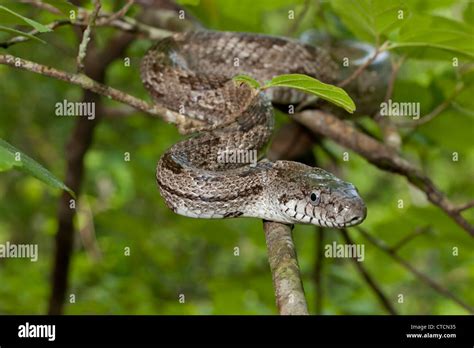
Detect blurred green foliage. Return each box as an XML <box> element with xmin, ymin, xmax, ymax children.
<box><xmin>0</xmin><ymin>0</ymin><xmax>473</xmax><ymax>315</ymax></box>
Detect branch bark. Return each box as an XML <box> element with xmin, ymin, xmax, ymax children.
<box><xmin>263</xmin><ymin>221</ymin><xmax>309</xmax><ymax>315</ymax></box>
<box><xmin>265</xmin><ymin>122</ymin><xmax>316</xmax><ymax>314</ymax></box>
<box><xmin>76</xmin><ymin>0</ymin><xmax>102</xmax><ymax>73</ymax></box>
<box><xmin>0</xmin><ymin>8</ymin><xmax>172</xmax><ymax>49</ymax></box>
<box><xmin>294</xmin><ymin>110</ymin><xmax>474</xmax><ymax>237</ymax></box>
<box><xmin>0</xmin><ymin>54</ymin><xmax>205</xmax><ymax>132</ymax></box>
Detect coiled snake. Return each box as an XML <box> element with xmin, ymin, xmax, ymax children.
<box><xmin>141</xmin><ymin>31</ymin><xmax>388</xmax><ymax>228</ymax></box>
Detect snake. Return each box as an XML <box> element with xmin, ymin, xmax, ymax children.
<box><xmin>141</xmin><ymin>30</ymin><xmax>389</xmax><ymax>228</ymax></box>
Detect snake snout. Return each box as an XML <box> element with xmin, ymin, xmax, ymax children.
<box><xmin>344</xmin><ymin>200</ymin><xmax>367</xmax><ymax>226</ymax></box>
<box><xmin>334</xmin><ymin>183</ymin><xmax>367</xmax><ymax>227</ymax></box>
<box><xmin>341</xmin><ymin>192</ymin><xmax>367</xmax><ymax>226</ymax></box>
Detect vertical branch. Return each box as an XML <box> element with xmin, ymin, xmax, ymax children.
<box><xmin>76</xmin><ymin>0</ymin><xmax>101</xmax><ymax>73</ymax></box>
<box><xmin>48</xmin><ymin>93</ymin><xmax>100</xmax><ymax>315</ymax></box>
<box><xmin>263</xmin><ymin>222</ymin><xmax>309</xmax><ymax>315</ymax></box>
<box><xmin>48</xmin><ymin>32</ymin><xmax>135</xmax><ymax>315</ymax></box>
<box><xmin>265</xmin><ymin>122</ymin><xmax>316</xmax><ymax>314</ymax></box>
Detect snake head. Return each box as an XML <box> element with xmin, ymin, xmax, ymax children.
<box><xmin>275</xmin><ymin>163</ymin><xmax>367</xmax><ymax>228</ymax></box>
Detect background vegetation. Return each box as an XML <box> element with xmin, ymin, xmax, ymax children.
<box><xmin>0</xmin><ymin>0</ymin><xmax>473</xmax><ymax>314</ymax></box>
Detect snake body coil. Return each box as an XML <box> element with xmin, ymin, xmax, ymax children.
<box><xmin>141</xmin><ymin>31</ymin><xmax>375</xmax><ymax>228</ymax></box>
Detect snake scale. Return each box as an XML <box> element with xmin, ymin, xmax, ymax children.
<box><xmin>141</xmin><ymin>30</ymin><xmax>388</xmax><ymax>228</ymax></box>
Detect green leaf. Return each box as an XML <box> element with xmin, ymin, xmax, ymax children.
<box><xmin>388</xmin><ymin>15</ymin><xmax>474</xmax><ymax>60</ymax></box>
<box><xmin>0</xmin><ymin>138</ymin><xmax>74</xmax><ymax>196</ymax></box>
<box><xmin>262</xmin><ymin>74</ymin><xmax>356</xmax><ymax>113</ymax></box>
<box><xmin>331</xmin><ymin>0</ymin><xmax>408</xmax><ymax>43</ymax></box>
<box><xmin>0</xmin><ymin>5</ymin><xmax>52</xmax><ymax>33</ymax></box>
<box><xmin>233</xmin><ymin>74</ymin><xmax>261</xmax><ymax>89</ymax></box>
<box><xmin>0</xmin><ymin>25</ymin><xmax>46</xmax><ymax>44</ymax></box>
<box><xmin>464</xmin><ymin>1</ymin><xmax>474</xmax><ymax>25</ymax></box>
<box><xmin>189</xmin><ymin>0</ymin><xmax>305</xmax><ymax>32</ymax></box>
<box><xmin>41</xmin><ymin>0</ymin><xmax>77</xmax><ymax>15</ymax></box>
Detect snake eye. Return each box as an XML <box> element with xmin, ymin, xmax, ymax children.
<box><xmin>310</xmin><ymin>192</ymin><xmax>320</xmax><ymax>205</ymax></box>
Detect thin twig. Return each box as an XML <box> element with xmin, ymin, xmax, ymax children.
<box><xmin>341</xmin><ymin>229</ymin><xmax>398</xmax><ymax>315</ymax></box>
<box><xmin>101</xmin><ymin>0</ymin><xmax>135</xmax><ymax>25</ymax></box>
<box><xmin>356</xmin><ymin>227</ymin><xmax>474</xmax><ymax>314</ymax></box>
<box><xmin>338</xmin><ymin>41</ymin><xmax>389</xmax><ymax>88</ymax></box>
<box><xmin>96</xmin><ymin>13</ymin><xmax>172</xmax><ymax>39</ymax></box>
<box><xmin>76</xmin><ymin>0</ymin><xmax>102</xmax><ymax>73</ymax></box>
<box><xmin>389</xmin><ymin>226</ymin><xmax>431</xmax><ymax>253</ymax></box>
<box><xmin>286</xmin><ymin>0</ymin><xmax>310</xmax><ymax>37</ymax></box>
<box><xmin>396</xmin><ymin>82</ymin><xmax>465</xmax><ymax>127</ymax></box>
<box><xmin>0</xmin><ymin>54</ymin><xmax>205</xmax><ymax>131</ymax></box>
<box><xmin>0</xmin><ymin>9</ymin><xmax>172</xmax><ymax>49</ymax></box>
<box><xmin>374</xmin><ymin>56</ymin><xmax>406</xmax><ymax>150</ymax></box>
<box><xmin>0</xmin><ymin>20</ymin><xmax>72</xmax><ymax>49</ymax></box>
<box><xmin>263</xmin><ymin>221</ymin><xmax>309</xmax><ymax>315</ymax></box>
<box><xmin>455</xmin><ymin>200</ymin><xmax>474</xmax><ymax>213</ymax></box>
<box><xmin>384</xmin><ymin>56</ymin><xmax>405</xmax><ymax>105</ymax></box>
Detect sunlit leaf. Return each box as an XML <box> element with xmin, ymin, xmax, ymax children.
<box><xmin>263</xmin><ymin>74</ymin><xmax>356</xmax><ymax>113</ymax></box>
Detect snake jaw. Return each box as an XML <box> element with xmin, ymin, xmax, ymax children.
<box><xmin>276</xmin><ymin>166</ymin><xmax>367</xmax><ymax>228</ymax></box>
<box><xmin>280</xmin><ymin>196</ymin><xmax>366</xmax><ymax>228</ymax></box>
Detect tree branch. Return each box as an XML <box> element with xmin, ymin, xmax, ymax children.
<box><xmin>0</xmin><ymin>54</ymin><xmax>205</xmax><ymax>131</ymax></box>
<box><xmin>0</xmin><ymin>8</ymin><xmax>172</xmax><ymax>49</ymax></box>
<box><xmin>101</xmin><ymin>0</ymin><xmax>135</xmax><ymax>25</ymax></box>
<box><xmin>263</xmin><ymin>221</ymin><xmax>309</xmax><ymax>315</ymax></box>
<box><xmin>373</xmin><ymin>55</ymin><xmax>405</xmax><ymax>150</ymax></box>
<box><xmin>356</xmin><ymin>227</ymin><xmax>474</xmax><ymax>314</ymax></box>
<box><xmin>388</xmin><ymin>226</ymin><xmax>431</xmax><ymax>253</ymax></box>
<box><xmin>76</xmin><ymin>0</ymin><xmax>101</xmax><ymax>73</ymax></box>
<box><xmin>396</xmin><ymin>82</ymin><xmax>464</xmax><ymax>127</ymax></box>
<box><xmin>338</xmin><ymin>41</ymin><xmax>389</xmax><ymax>88</ymax></box>
<box><xmin>455</xmin><ymin>200</ymin><xmax>474</xmax><ymax>213</ymax></box>
<box><xmin>341</xmin><ymin>229</ymin><xmax>397</xmax><ymax>315</ymax></box>
<box><xmin>294</xmin><ymin>110</ymin><xmax>474</xmax><ymax>237</ymax></box>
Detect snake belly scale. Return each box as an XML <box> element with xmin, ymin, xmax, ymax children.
<box><xmin>141</xmin><ymin>30</ymin><xmax>367</xmax><ymax>228</ymax></box>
